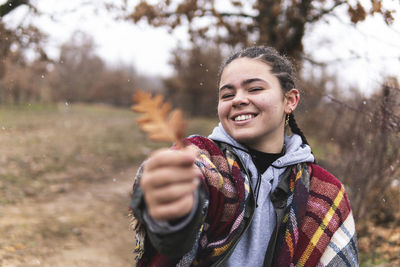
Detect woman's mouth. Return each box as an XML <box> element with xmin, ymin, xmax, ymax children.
<box><xmin>233</xmin><ymin>114</ymin><xmax>256</xmax><ymax>121</ymax></box>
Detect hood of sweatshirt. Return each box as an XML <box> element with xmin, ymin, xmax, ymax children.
<box><xmin>208</xmin><ymin>122</ymin><xmax>314</xmax><ymax>169</ymax></box>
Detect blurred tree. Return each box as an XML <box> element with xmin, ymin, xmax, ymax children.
<box><xmin>48</xmin><ymin>32</ymin><xmax>100</xmax><ymax>103</ymax></box>
<box><xmin>163</xmin><ymin>44</ymin><xmax>223</xmax><ymax>116</ymax></box>
<box><xmin>0</xmin><ymin>0</ymin><xmax>47</xmax><ymax>78</ymax></box>
<box><xmin>89</xmin><ymin>67</ymin><xmax>137</xmax><ymax>106</ymax></box>
<box><xmin>125</xmin><ymin>0</ymin><xmax>395</xmax><ymax>61</ymax></box>
<box><xmin>49</xmin><ymin>31</ymin><xmax>139</xmax><ymax>106</ymax></box>
<box><xmin>0</xmin><ymin>50</ymin><xmax>48</xmax><ymax>104</ymax></box>
<box><xmin>49</xmin><ymin>32</ymin><xmax>105</xmax><ymax>102</ymax></box>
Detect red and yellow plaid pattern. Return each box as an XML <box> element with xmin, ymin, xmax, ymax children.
<box><xmin>274</xmin><ymin>164</ymin><xmax>357</xmax><ymax>267</ymax></box>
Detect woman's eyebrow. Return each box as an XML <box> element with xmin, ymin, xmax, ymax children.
<box><xmin>219</xmin><ymin>84</ymin><xmax>234</xmax><ymax>91</ymax></box>
<box><xmin>242</xmin><ymin>78</ymin><xmax>265</xmax><ymax>86</ymax></box>
<box><xmin>219</xmin><ymin>78</ymin><xmax>267</xmax><ymax>91</ymax></box>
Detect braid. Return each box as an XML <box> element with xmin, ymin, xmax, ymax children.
<box><xmin>288</xmin><ymin>113</ymin><xmax>309</xmax><ymax>146</ymax></box>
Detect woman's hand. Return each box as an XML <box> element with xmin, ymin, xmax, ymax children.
<box><xmin>140</xmin><ymin>147</ymin><xmax>202</xmax><ymax>221</ymax></box>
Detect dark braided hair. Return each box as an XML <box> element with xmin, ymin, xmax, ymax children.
<box><xmin>218</xmin><ymin>45</ymin><xmax>310</xmax><ymax>146</ymax></box>
<box><xmin>288</xmin><ymin>113</ymin><xmax>309</xmax><ymax>146</ymax></box>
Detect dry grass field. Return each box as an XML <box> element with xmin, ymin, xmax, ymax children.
<box><xmin>0</xmin><ymin>103</ymin><xmax>216</xmax><ymax>266</ymax></box>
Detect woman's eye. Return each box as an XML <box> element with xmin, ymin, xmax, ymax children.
<box><xmin>221</xmin><ymin>94</ymin><xmax>234</xmax><ymax>99</ymax></box>
<box><xmin>249</xmin><ymin>87</ymin><xmax>262</xmax><ymax>92</ymax></box>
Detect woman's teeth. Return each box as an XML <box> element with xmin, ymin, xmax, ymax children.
<box><xmin>234</xmin><ymin>114</ymin><xmax>254</xmax><ymax>121</ymax></box>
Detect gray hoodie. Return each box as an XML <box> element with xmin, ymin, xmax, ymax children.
<box><xmin>208</xmin><ymin>123</ymin><xmax>314</xmax><ymax>266</ymax></box>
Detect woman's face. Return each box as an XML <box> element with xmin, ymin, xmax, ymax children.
<box><xmin>217</xmin><ymin>57</ymin><xmax>298</xmax><ymax>152</ymax></box>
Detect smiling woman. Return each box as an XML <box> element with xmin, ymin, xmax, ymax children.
<box><xmin>217</xmin><ymin>57</ymin><xmax>299</xmax><ymax>153</ymax></box>
<box><xmin>129</xmin><ymin>46</ymin><xmax>358</xmax><ymax>267</ymax></box>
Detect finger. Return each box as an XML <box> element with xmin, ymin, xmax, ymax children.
<box><xmin>146</xmin><ymin>178</ymin><xmax>199</xmax><ymax>204</ymax></box>
<box><xmin>141</xmin><ymin>165</ymin><xmax>202</xmax><ymax>189</ymax></box>
<box><xmin>145</xmin><ymin>148</ymin><xmax>197</xmax><ymax>171</ymax></box>
<box><xmin>148</xmin><ymin>193</ymin><xmax>195</xmax><ymax>221</ymax></box>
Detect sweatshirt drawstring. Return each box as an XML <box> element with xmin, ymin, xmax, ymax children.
<box><xmin>255</xmin><ymin>173</ymin><xmax>262</xmax><ymax>208</ymax></box>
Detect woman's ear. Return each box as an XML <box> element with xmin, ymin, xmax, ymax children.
<box><xmin>284</xmin><ymin>88</ymin><xmax>300</xmax><ymax>113</ymax></box>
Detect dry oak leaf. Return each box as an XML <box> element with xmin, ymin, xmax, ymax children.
<box><xmin>132</xmin><ymin>90</ymin><xmax>186</xmax><ymax>147</ymax></box>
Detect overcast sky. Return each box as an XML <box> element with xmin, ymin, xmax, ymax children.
<box><xmin>2</xmin><ymin>0</ymin><xmax>400</xmax><ymax>96</ymax></box>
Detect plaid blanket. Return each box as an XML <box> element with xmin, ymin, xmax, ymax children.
<box><xmin>131</xmin><ymin>136</ymin><xmax>358</xmax><ymax>266</ymax></box>
<box><xmin>273</xmin><ymin>163</ymin><xmax>358</xmax><ymax>266</ymax></box>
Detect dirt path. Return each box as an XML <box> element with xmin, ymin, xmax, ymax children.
<box><xmin>0</xmin><ymin>167</ymin><xmax>138</xmax><ymax>267</ymax></box>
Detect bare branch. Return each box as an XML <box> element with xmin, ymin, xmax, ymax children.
<box><xmin>214</xmin><ymin>11</ymin><xmax>256</xmax><ymax>19</ymax></box>
<box><xmin>137</xmin><ymin>9</ymin><xmax>256</xmax><ymax>20</ymax></box>
<box><xmin>325</xmin><ymin>94</ymin><xmax>400</xmax><ymax>133</ymax></box>
<box><xmin>306</xmin><ymin>1</ymin><xmax>346</xmax><ymax>23</ymax></box>
<box><xmin>301</xmin><ymin>55</ymin><xmax>327</xmax><ymax>67</ymax></box>
<box><xmin>0</xmin><ymin>0</ymin><xmax>29</xmax><ymax>18</ymax></box>
<box><xmin>324</xmin><ymin>94</ymin><xmax>370</xmax><ymax>114</ymax></box>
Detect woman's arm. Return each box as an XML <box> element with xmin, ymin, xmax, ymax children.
<box><xmin>130</xmin><ymin>147</ymin><xmax>205</xmax><ymax>259</ymax></box>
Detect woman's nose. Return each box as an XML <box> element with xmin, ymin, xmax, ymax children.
<box><xmin>232</xmin><ymin>91</ymin><xmax>249</xmax><ymax>106</ymax></box>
